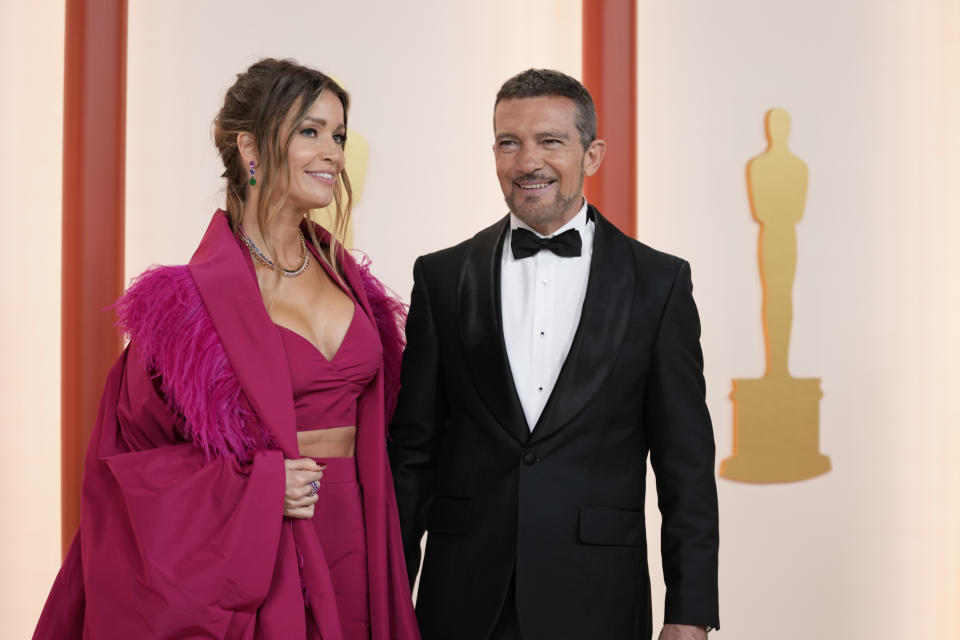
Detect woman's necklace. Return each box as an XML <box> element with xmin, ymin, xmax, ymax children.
<box><xmin>240</xmin><ymin>227</ymin><xmax>310</xmax><ymax>278</ymax></box>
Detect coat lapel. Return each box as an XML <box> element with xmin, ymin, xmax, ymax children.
<box><xmin>530</xmin><ymin>208</ymin><xmax>635</xmax><ymax>442</ymax></box>
<box><xmin>188</xmin><ymin>211</ymin><xmax>300</xmax><ymax>458</ymax></box>
<box><xmin>304</xmin><ymin>220</ymin><xmax>375</xmax><ymax>324</ymax></box>
<box><xmin>458</xmin><ymin>216</ymin><xmax>530</xmax><ymax>444</ymax></box>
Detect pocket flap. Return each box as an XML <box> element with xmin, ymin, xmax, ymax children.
<box><xmin>579</xmin><ymin>506</ymin><xmax>646</xmax><ymax>547</ymax></box>
<box><xmin>427</xmin><ymin>496</ymin><xmax>472</xmax><ymax>534</ymax></box>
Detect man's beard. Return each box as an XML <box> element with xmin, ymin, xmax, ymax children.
<box><xmin>506</xmin><ymin>171</ymin><xmax>583</xmax><ymax>231</ymax></box>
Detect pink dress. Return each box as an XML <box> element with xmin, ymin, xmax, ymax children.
<box><xmin>277</xmin><ymin>288</ymin><xmax>382</xmax><ymax>639</ymax></box>
<box><xmin>33</xmin><ymin>212</ymin><xmax>420</xmax><ymax>640</ymax></box>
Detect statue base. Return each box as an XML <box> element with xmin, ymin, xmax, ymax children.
<box><xmin>720</xmin><ymin>376</ymin><xmax>831</xmax><ymax>483</ymax></box>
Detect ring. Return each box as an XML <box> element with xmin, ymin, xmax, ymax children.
<box><xmin>309</xmin><ymin>480</ymin><xmax>320</xmax><ymax>495</ymax></box>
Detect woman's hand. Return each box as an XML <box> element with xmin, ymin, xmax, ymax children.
<box><xmin>284</xmin><ymin>458</ymin><xmax>326</xmax><ymax>519</ymax></box>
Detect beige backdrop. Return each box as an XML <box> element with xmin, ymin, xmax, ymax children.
<box><xmin>0</xmin><ymin>1</ymin><xmax>64</xmax><ymax>636</ymax></box>
<box><xmin>4</xmin><ymin>1</ymin><xmax>958</xmax><ymax>638</ymax></box>
<box><xmin>635</xmin><ymin>1</ymin><xmax>959</xmax><ymax>637</ymax></box>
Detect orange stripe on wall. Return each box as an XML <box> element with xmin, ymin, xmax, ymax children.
<box><xmin>61</xmin><ymin>0</ymin><xmax>127</xmax><ymax>556</ymax></box>
<box><xmin>583</xmin><ymin>0</ymin><xmax>636</xmax><ymax>237</ymax></box>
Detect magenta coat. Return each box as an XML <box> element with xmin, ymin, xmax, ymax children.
<box><xmin>34</xmin><ymin>211</ymin><xmax>420</xmax><ymax>639</ymax></box>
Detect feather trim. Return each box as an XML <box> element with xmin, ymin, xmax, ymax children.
<box><xmin>113</xmin><ymin>265</ymin><xmax>267</xmax><ymax>462</ymax></box>
<box><xmin>353</xmin><ymin>252</ymin><xmax>408</xmax><ymax>426</ymax></box>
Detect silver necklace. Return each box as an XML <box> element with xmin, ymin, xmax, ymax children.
<box><xmin>240</xmin><ymin>227</ymin><xmax>310</xmax><ymax>278</ymax></box>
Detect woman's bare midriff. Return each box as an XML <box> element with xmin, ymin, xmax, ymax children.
<box><xmin>297</xmin><ymin>425</ymin><xmax>357</xmax><ymax>458</ymax></box>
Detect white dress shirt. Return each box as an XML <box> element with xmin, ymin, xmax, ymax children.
<box><xmin>501</xmin><ymin>199</ymin><xmax>594</xmax><ymax>430</ymax></box>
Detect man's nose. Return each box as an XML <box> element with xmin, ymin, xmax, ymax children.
<box><xmin>515</xmin><ymin>144</ymin><xmax>543</xmax><ymax>173</ymax></box>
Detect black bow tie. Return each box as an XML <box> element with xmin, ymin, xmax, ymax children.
<box><xmin>510</xmin><ymin>227</ymin><xmax>582</xmax><ymax>260</ymax></box>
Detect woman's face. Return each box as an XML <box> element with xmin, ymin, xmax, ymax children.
<box><xmin>279</xmin><ymin>90</ymin><xmax>346</xmax><ymax>212</ymax></box>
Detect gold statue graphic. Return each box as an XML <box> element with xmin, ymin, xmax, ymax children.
<box><xmin>719</xmin><ymin>108</ymin><xmax>831</xmax><ymax>483</ymax></box>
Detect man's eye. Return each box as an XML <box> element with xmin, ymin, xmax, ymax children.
<box><xmin>543</xmin><ymin>139</ymin><xmax>561</xmax><ymax>145</ymax></box>
<box><xmin>498</xmin><ymin>140</ymin><xmax>517</xmax><ymax>149</ymax></box>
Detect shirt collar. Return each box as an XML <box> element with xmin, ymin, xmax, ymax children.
<box><xmin>509</xmin><ymin>197</ymin><xmax>589</xmax><ymax>238</ymax></box>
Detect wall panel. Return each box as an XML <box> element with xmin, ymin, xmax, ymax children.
<box><xmin>634</xmin><ymin>1</ymin><xmax>960</xmax><ymax>637</ymax></box>
<box><xmin>0</xmin><ymin>3</ymin><xmax>65</xmax><ymax>638</ymax></box>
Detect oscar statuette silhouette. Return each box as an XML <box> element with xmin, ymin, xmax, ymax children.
<box><xmin>720</xmin><ymin>108</ymin><xmax>831</xmax><ymax>483</ymax></box>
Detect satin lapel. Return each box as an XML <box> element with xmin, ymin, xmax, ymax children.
<box><xmin>188</xmin><ymin>212</ymin><xmax>300</xmax><ymax>458</ymax></box>
<box><xmin>459</xmin><ymin>216</ymin><xmax>530</xmax><ymax>444</ymax></box>
<box><xmin>303</xmin><ymin>221</ymin><xmax>375</xmax><ymax>324</ymax></box>
<box><xmin>340</xmin><ymin>251</ymin><xmax>375</xmax><ymax>327</ymax></box>
<box><xmin>530</xmin><ymin>208</ymin><xmax>635</xmax><ymax>442</ymax></box>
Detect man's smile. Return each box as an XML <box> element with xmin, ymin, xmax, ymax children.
<box><xmin>517</xmin><ymin>182</ymin><xmax>553</xmax><ymax>190</ymax></box>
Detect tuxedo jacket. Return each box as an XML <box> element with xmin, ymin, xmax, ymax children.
<box><xmin>389</xmin><ymin>206</ymin><xmax>720</xmax><ymax>640</ymax></box>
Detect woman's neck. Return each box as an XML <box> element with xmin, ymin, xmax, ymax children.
<box><xmin>240</xmin><ymin>201</ymin><xmax>307</xmax><ymax>268</ymax></box>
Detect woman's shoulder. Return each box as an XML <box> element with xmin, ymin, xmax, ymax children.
<box><xmin>117</xmin><ymin>263</ymin><xmax>197</xmax><ymax>308</ymax></box>
<box><xmin>113</xmin><ymin>263</ymin><xmax>267</xmax><ymax>460</ymax></box>
<box><xmin>113</xmin><ymin>264</ymin><xmax>203</xmax><ymax>344</ymax></box>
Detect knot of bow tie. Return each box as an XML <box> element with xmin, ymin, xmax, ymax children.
<box><xmin>510</xmin><ymin>227</ymin><xmax>582</xmax><ymax>260</ymax></box>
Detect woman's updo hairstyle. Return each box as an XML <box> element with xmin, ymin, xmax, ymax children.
<box><xmin>213</xmin><ymin>58</ymin><xmax>352</xmax><ymax>276</ymax></box>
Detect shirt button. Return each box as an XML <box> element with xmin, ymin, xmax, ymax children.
<box><xmin>538</xmin><ymin>386</ymin><xmax>543</xmax><ymax>392</ymax></box>
<box><xmin>542</xmin><ymin>280</ymin><xmax>548</xmax><ymax>286</ymax></box>
<box><xmin>539</xmin><ymin>331</ymin><xmax>545</xmax><ymax>336</ymax></box>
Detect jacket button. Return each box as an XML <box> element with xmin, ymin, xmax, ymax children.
<box><xmin>522</xmin><ymin>452</ymin><xmax>538</xmax><ymax>465</ymax></box>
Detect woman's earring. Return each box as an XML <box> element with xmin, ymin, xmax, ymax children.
<box><xmin>249</xmin><ymin>160</ymin><xmax>257</xmax><ymax>186</ymax></box>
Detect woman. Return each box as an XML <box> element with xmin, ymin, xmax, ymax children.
<box><xmin>34</xmin><ymin>59</ymin><xmax>419</xmax><ymax>639</ymax></box>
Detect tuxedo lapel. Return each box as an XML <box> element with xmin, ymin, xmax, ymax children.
<box><xmin>530</xmin><ymin>208</ymin><xmax>635</xmax><ymax>442</ymax></box>
<box><xmin>458</xmin><ymin>216</ymin><xmax>530</xmax><ymax>444</ymax></box>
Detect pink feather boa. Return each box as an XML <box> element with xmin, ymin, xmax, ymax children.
<box><xmin>113</xmin><ymin>257</ymin><xmax>407</xmax><ymax>462</ymax></box>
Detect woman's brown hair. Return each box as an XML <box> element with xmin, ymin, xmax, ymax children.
<box><xmin>213</xmin><ymin>58</ymin><xmax>352</xmax><ymax>277</ymax></box>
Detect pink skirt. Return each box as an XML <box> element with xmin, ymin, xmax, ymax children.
<box><xmin>307</xmin><ymin>456</ymin><xmax>370</xmax><ymax>640</ymax></box>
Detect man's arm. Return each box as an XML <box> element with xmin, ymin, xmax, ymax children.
<box><xmin>388</xmin><ymin>256</ymin><xmax>449</xmax><ymax>586</ymax></box>
<box><xmin>644</xmin><ymin>260</ymin><xmax>720</xmax><ymax>631</ymax></box>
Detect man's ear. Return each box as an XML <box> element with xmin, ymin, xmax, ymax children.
<box><xmin>583</xmin><ymin>138</ymin><xmax>606</xmax><ymax>177</ymax></box>
<box><xmin>237</xmin><ymin>132</ymin><xmax>257</xmax><ymax>165</ymax></box>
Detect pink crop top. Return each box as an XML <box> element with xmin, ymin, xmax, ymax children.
<box><xmin>277</xmin><ymin>291</ymin><xmax>382</xmax><ymax>433</ymax></box>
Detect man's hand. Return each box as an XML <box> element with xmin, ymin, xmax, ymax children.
<box><xmin>658</xmin><ymin>624</ymin><xmax>708</xmax><ymax>640</ymax></box>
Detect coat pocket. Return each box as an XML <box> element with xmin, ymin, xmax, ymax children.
<box><xmin>427</xmin><ymin>496</ymin><xmax>472</xmax><ymax>534</ymax></box>
<box><xmin>578</xmin><ymin>506</ymin><xmax>646</xmax><ymax>547</ymax></box>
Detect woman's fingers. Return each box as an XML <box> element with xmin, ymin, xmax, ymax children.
<box><xmin>293</xmin><ymin>468</ymin><xmax>325</xmax><ymax>484</ymax></box>
<box><xmin>284</xmin><ymin>504</ymin><xmax>316</xmax><ymax>519</ymax></box>
<box><xmin>285</xmin><ymin>457</ymin><xmax>323</xmax><ymax>472</ymax></box>
<box><xmin>284</xmin><ymin>460</ymin><xmax>325</xmax><ymax>486</ymax></box>
<box><xmin>285</xmin><ymin>491</ymin><xmax>319</xmax><ymax>509</ymax></box>
<box><xmin>286</xmin><ymin>470</ymin><xmax>324</xmax><ymax>497</ymax></box>
<box><xmin>285</xmin><ymin>465</ymin><xmax>324</xmax><ymax>488</ymax></box>
<box><xmin>283</xmin><ymin>458</ymin><xmax>327</xmax><ymax>518</ymax></box>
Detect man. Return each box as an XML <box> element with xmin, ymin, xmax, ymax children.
<box><xmin>389</xmin><ymin>69</ymin><xmax>719</xmax><ymax>640</ymax></box>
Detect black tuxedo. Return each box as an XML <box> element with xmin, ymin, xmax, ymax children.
<box><xmin>389</xmin><ymin>207</ymin><xmax>719</xmax><ymax>639</ymax></box>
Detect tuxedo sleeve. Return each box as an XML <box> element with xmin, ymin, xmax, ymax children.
<box><xmin>643</xmin><ymin>260</ymin><xmax>720</xmax><ymax>630</ymax></box>
<box><xmin>389</xmin><ymin>256</ymin><xmax>449</xmax><ymax>586</ymax></box>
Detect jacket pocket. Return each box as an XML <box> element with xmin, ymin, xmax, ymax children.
<box><xmin>578</xmin><ymin>506</ymin><xmax>646</xmax><ymax>547</ymax></box>
<box><xmin>427</xmin><ymin>496</ymin><xmax>472</xmax><ymax>534</ymax></box>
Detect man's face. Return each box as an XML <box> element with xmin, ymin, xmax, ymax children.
<box><xmin>493</xmin><ymin>95</ymin><xmax>602</xmax><ymax>235</ymax></box>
